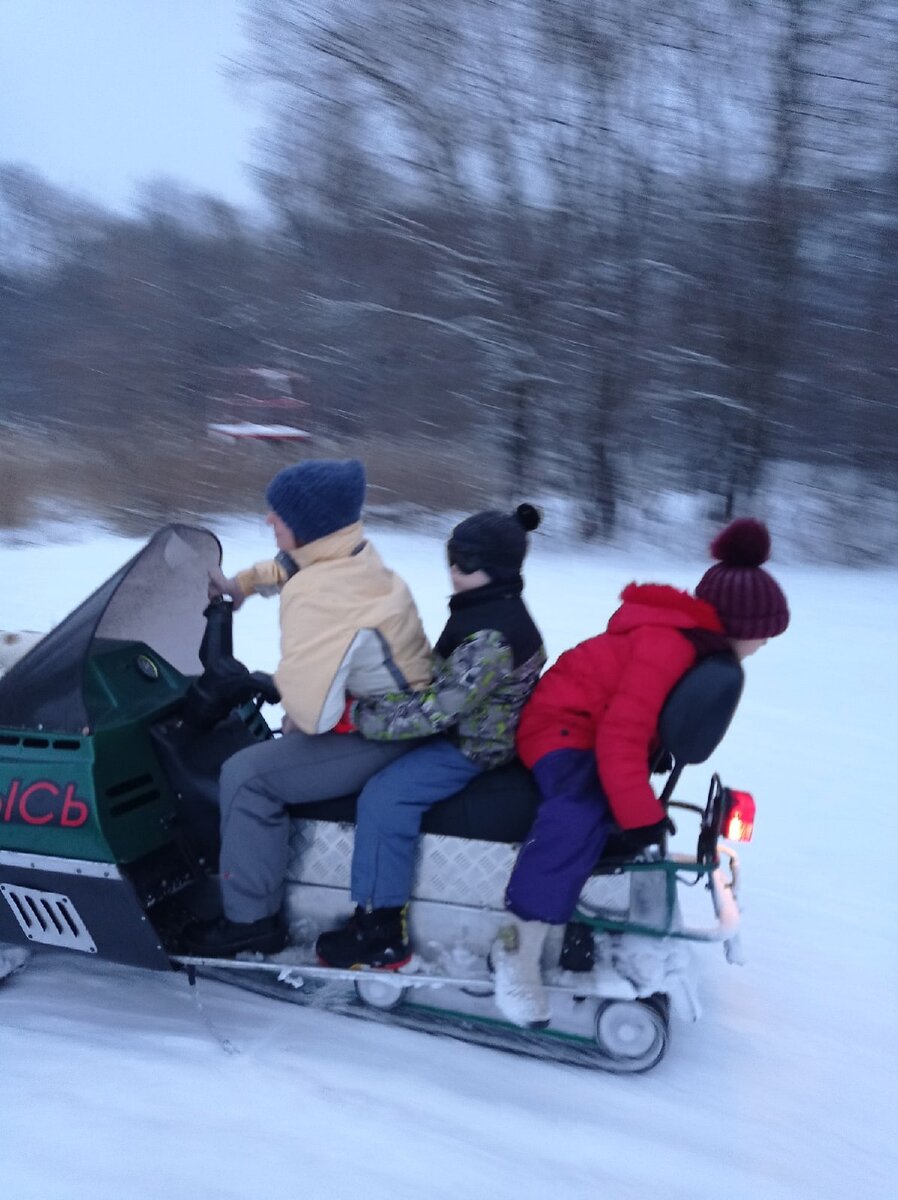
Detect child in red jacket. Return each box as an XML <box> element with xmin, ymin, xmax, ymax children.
<box><xmin>492</xmin><ymin>518</ymin><xmax>790</xmax><ymax>1027</ymax></box>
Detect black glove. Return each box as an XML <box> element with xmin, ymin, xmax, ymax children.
<box><xmin>613</xmin><ymin>816</ymin><xmax>676</xmax><ymax>858</ymax></box>
<box><xmin>248</xmin><ymin>671</ymin><xmax>280</xmax><ymax>705</ymax></box>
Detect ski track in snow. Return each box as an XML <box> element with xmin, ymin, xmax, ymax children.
<box><xmin>1</xmin><ymin>518</ymin><xmax>896</xmax><ymax>1200</ymax></box>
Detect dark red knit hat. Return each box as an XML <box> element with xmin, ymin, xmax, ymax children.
<box><xmin>694</xmin><ymin>519</ymin><xmax>789</xmax><ymax>639</ymax></box>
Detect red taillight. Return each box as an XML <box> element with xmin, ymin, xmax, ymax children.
<box><xmin>723</xmin><ymin>790</ymin><xmax>756</xmax><ymax>842</ymax></box>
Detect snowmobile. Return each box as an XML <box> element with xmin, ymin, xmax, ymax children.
<box><xmin>0</xmin><ymin>525</ymin><xmax>756</xmax><ymax>1073</ymax></box>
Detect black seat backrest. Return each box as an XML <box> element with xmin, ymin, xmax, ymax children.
<box><xmin>657</xmin><ymin>652</ymin><xmax>744</xmax><ymax>765</ymax></box>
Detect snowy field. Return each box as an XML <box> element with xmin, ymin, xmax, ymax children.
<box><xmin>1</xmin><ymin>516</ymin><xmax>896</xmax><ymax>1200</ymax></box>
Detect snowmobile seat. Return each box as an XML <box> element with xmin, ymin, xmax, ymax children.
<box><xmin>286</xmin><ymin>759</ymin><xmax>543</xmax><ymax>845</ymax></box>
<box><xmin>653</xmin><ymin>652</ymin><xmax>744</xmax><ymax>770</ymax></box>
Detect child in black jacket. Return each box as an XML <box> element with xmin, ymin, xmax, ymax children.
<box><xmin>316</xmin><ymin>504</ymin><xmax>545</xmax><ymax>969</ymax></box>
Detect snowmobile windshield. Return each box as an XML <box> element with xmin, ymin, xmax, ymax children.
<box><xmin>0</xmin><ymin>525</ymin><xmax>221</xmax><ymax>733</ymax></box>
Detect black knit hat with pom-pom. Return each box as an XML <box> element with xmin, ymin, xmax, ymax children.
<box><xmin>695</xmin><ymin>518</ymin><xmax>789</xmax><ymax>639</ymax></box>
<box><xmin>447</xmin><ymin>503</ymin><xmax>541</xmax><ymax>580</ymax></box>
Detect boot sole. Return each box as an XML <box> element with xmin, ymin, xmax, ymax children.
<box><xmin>316</xmin><ymin>952</ymin><xmax>413</xmax><ymax>972</ymax></box>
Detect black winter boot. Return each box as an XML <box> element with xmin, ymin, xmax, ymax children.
<box><xmin>316</xmin><ymin>905</ymin><xmax>411</xmax><ymax>970</ymax></box>
<box><xmin>180</xmin><ymin>912</ymin><xmax>288</xmax><ymax>959</ymax></box>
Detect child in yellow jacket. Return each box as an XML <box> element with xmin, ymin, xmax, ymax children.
<box><xmin>185</xmin><ymin>458</ymin><xmax>432</xmax><ymax>958</ymax></box>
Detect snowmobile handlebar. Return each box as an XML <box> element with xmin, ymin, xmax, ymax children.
<box><xmin>181</xmin><ymin>599</ymin><xmax>280</xmax><ymax>730</ymax></box>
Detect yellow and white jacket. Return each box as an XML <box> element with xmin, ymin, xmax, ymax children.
<box><xmin>235</xmin><ymin>522</ymin><xmax>432</xmax><ymax>735</ymax></box>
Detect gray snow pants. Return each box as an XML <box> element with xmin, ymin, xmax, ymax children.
<box><xmin>219</xmin><ymin>730</ymin><xmax>416</xmax><ymax>923</ymax></box>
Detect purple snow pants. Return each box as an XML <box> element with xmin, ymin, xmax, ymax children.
<box><xmin>504</xmin><ymin>748</ymin><xmax>614</xmax><ymax>925</ymax></box>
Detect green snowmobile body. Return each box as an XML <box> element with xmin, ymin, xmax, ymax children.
<box><xmin>0</xmin><ymin>640</ymin><xmax>188</xmax><ymax>864</ymax></box>
<box><xmin>0</xmin><ymin>526</ymin><xmax>272</xmax><ymax>967</ymax></box>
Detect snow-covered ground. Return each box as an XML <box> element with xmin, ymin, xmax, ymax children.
<box><xmin>1</xmin><ymin>517</ymin><xmax>896</xmax><ymax>1200</ymax></box>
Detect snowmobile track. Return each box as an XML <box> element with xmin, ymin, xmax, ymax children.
<box><xmin>184</xmin><ymin>959</ymin><xmax>667</xmax><ymax>1073</ymax></box>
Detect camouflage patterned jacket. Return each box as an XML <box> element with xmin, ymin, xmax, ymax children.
<box><xmin>352</xmin><ymin>578</ymin><xmax>545</xmax><ymax>768</ymax></box>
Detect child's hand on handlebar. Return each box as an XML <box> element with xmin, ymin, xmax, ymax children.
<box><xmin>208</xmin><ymin>566</ymin><xmax>246</xmax><ymax>611</ymax></box>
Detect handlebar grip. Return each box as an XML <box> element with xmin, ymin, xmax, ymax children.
<box><xmin>249</xmin><ymin>671</ymin><xmax>280</xmax><ymax>705</ymax></box>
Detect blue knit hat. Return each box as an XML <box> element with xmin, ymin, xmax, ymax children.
<box><xmin>266</xmin><ymin>458</ymin><xmax>366</xmax><ymax>544</ymax></box>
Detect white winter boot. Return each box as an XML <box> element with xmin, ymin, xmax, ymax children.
<box><xmin>491</xmin><ymin>915</ymin><xmax>552</xmax><ymax>1029</ymax></box>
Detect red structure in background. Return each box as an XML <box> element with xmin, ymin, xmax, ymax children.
<box><xmin>208</xmin><ymin>367</ymin><xmax>312</xmax><ymax>445</ymax></box>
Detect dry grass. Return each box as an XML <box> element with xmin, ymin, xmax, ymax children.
<box><xmin>0</xmin><ymin>427</ymin><xmax>495</xmax><ymax>535</ymax></box>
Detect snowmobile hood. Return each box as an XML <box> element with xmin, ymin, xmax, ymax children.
<box><xmin>607</xmin><ymin>583</ymin><xmax>724</xmax><ymax>636</ymax></box>
<box><xmin>0</xmin><ymin>525</ymin><xmax>221</xmax><ymax>733</ymax></box>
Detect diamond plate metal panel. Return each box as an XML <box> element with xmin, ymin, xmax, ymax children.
<box><xmin>287</xmin><ymin>820</ymin><xmax>668</xmax><ymax>921</ymax></box>
<box><xmin>288</xmin><ymin>820</ymin><xmax>354</xmax><ymax>889</ymax></box>
<box><xmin>579</xmin><ymin>872</ymin><xmax>632</xmax><ymax>916</ymax></box>
<box><xmin>287</xmin><ymin>820</ymin><xmax>516</xmax><ymax>909</ymax></box>
<box><xmin>412</xmin><ymin>837</ymin><xmax>515</xmax><ymax>907</ymax></box>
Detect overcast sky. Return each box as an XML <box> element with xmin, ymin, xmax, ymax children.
<box><xmin>0</xmin><ymin>0</ymin><xmax>262</xmax><ymax>213</ymax></box>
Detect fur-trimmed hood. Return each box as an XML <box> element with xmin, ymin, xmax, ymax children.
<box><xmin>607</xmin><ymin>583</ymin><xmax>724</xmax><ymax>636</ymax></box>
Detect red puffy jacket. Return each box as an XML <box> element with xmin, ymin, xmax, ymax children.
<box><xmin>515</xmin><ymin>584</ymin><xmax>726</xmax><ymax>829</ymax></box>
